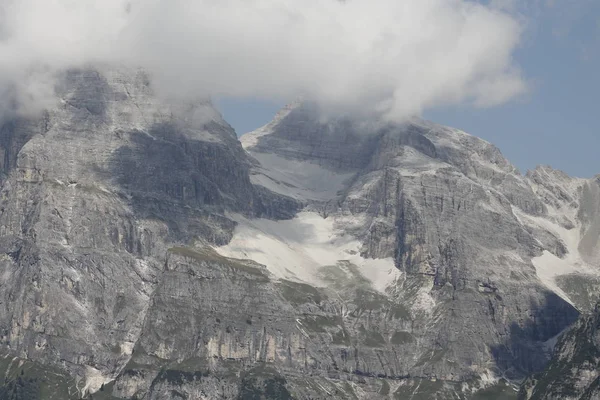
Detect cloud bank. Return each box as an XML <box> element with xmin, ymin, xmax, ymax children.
<box><xmin>0</xmin><ymin>0</ymin><xmax>526</xmax><ymax>121</ymax></box>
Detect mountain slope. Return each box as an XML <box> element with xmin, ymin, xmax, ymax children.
<box><xmin>234</xmin><ymin>102</ymin><xmax>600</xmax><ymax>390</ymax></box>
<box><xmin>519</xmin><ymin>303</ymin><xmax>600</xmax><ymax>399</ymax></box>
<box><xmin>0</xmin><ymin>82</ymin><xmax>598</xmax><ymax>399</ymax></box>
<box><xmin>0</xmin><ymin>66</ymin><xmax>298</xmax><ymax>398</ymax></box>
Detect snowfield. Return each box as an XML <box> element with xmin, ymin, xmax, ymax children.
<box><xmin>214</xmin><ymin>211</ymin><xmax>402</xmax><ymax>293</ymax></box>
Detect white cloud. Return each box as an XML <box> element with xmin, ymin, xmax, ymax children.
<box><xmin>0</xmin><ymin>0</ymin><xmax>527</xmax><ymax>121</ymax></box>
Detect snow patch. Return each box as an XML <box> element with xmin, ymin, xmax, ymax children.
<box><xmin>120</xmin><ymin>341</ymin><xmax>135</xmax><ymax>356</ymax></box>
<box><xmin>513</xmin><ymin>206</ymin><xmax>599</xmax><ymax>306</ymax></box>
<box><xmin>82</xmin><ymin>366</ymin><xmax>110</xmax><ymax>395</ymax></box>
<box><xmin>533</xmin><ymin>250</ymin><xmax>580</xmax><ymax>305</ymax></box>
<box><xmin>240</xmin><ymin>101</ymin><xmax>299</xmax><ymax>149</ymax></box>
<box><xmin>214</xmin><ymin>212</ymin><xmax>401</xmax><ymax>293</ymax></box>
<box><xmin>241</xmin><ymin>101</ymin><xmax>355</xmax><ymax>201</ymax></box>
<box><xmin>477</xmin><ymin>369</ymin><xmax>499</xmax><ymax>388</ymax></box>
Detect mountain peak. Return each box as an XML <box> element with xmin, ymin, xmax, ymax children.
<box><xmin>1</xmin><ymin>71</ymin><xmax>598</xmax><ymax>399</ymax></box>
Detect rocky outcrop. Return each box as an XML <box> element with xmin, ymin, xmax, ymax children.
<box><xmin>519</xmin><ymin>303</ymin><xmax>600</xmax><ymax>400</ymax></box>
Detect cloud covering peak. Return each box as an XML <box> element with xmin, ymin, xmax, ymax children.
<box><xmin>0</xmin><ymin>0</ymin><xmax>526</xmax><ymax>121</ymax></box>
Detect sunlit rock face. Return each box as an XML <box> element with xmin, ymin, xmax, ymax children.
<box><xmin>0</xmin><ymin>77</ymin><xmax>597</xmax><ymax>399</ymax></box>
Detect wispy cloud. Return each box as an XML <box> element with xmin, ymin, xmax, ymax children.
<box><xmin>0</xmin><ymin>0</ymin><xmax>527</xmax><ymax>121</ymax></box>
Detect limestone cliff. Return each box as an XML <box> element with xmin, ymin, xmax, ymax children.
<box><xmin>0</xmin><ymin>78</ymin><xmax>597</xmax><ymax>399</ymax></box>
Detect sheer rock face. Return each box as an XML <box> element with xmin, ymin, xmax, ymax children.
<box><xmin>0</xmin><ymin>67</ymin><xmax>298</xmax><ymax>398</ymax></box>
<box><xmin>236</xmin><ymin>103</ymin><xmax>598</xmax><ymax>394</ymax></box>
<box><xmin>519</xmin><ymin>303</ymin><xmax>600</xmax><ymax>400</ymax></box>
<box><xmin>0</xmin><ymin>81</ymin><xmax>597</xmax><ymax>400</ymax></box>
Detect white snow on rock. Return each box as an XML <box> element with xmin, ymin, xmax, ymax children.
<box><xmin>240</xmin><ymin>100</ymin><xmax>356</xmax><ymax>201</ymax></box>
<box><xmin>214</xmin><ymin>211</ymin><xmax>401</xmax><ymax>293</ymax></box>
<box><xmin>240</xmin><ymin>101</ymin><xmax>299</xmax><ymax>149</ymax></box>
<box><xmin>513</xmin><ymin>205</ymin><xmax>600</xmax><ymax>306</ymax></box>
<box><xmin>81</xmin><ymin>365</ymin><xmax>110</xmax><ymax>396</ymax></box>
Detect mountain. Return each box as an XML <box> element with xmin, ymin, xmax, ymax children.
<box><xmin>519</xmin><ymin>303</ymin><xmax>600</xmax><ymax>399</ymax></box>
<box><xmin>0</xmin><ymin>68</ymin><xmax>598</xmax><ymax>399</ymax></box>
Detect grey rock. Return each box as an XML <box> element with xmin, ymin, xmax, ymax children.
<box><xmin>0</xmin><ymin>79</ymin><xmax>597</xmax><ymax>400</ymax></box>
<box><xmin>519</xmin><ymin>303</ymin><xmax>600</xmax><ymax>400</ymax></box>
<box><xmin>240</xmin><ymin>103</ymin><xmax>598</xmax><ymax>391</ymax></box>
<box><xmin>0</xmin><ymin>66</ymin><xmax>298</xmax><ymax>398</ymax></box>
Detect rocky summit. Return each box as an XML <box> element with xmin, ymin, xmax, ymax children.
<box><xmin>0</xmin><ymin>68</ymin><xmax>598</xmax><ymax>399</ymax></box>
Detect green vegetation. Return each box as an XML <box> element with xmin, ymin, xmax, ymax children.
<box><xmin>44</xmin><ymin>179</ymin><xmax>113</xmax><ymax>196</ymax></box>
<box><xmin>277</xmin><ymin>280</ymin><xmax>326</xmax><ymax>305</ymax></box>
<box><xmin>168</xmin><ymin>246</ymin><xmax>269</xmax><ymax>280</ymax></box>
<box><xmin>340</xmin><ymin>382</ymin><xmax>359</xmax><ymax>400</ymax></box>
<box><xmin>0</xmin><ymin>352</ymin><xmax>79</xmax><ymax>400</ymax></box>
<box><xmin>237</xmin><ymin>365</ymin><xmax>293</xmax><ymax>400</ymax></box>
<box><xmin>471</xmin><ymin>380</ymin><xmax>517</xmax><ymax>400</ymax></box>
<box><xmin>555</xmin><ymin>273</ymin><xmax>600</xmax><ymax>312</ymax></box>
<box><xmin>393</xmin><ymin>378</ymin><xmax>518</xmax><ymax>400</ymax></box>
<box><xmin>319</xmin><ymin>261</ymin><xmax>411</xmax><ymax>321</ymax></box>
<box><xmin>379</xmin><ymin>380</ymin><xmax>391</xmax><ymax>396</ymax></box>
<box><xmin>0</xmin><ymin>376</ymin><xmax>41</xmax><ymax>400</ymax></box>
<box><xmin>319</xmin><ymin>262</ymin><xmax>371</xmax><ymax>291</ymax></box>
<box><xmin>523</xmin><ymin>315</ymin><xmax>600</xmax><ymax>400</ymax></box>
<box><xmin>393</xmin><ymin>379</ymin><xmax>444</xmax><ymax>400</ymax></box>
<box><xmin>167</xmin><ymin>357</ymin><xmax>211</xmax><ymax>373</ymax></box>
<box><xmin>155</xmin><ymin>368</ymin><xmax>208</xmax><ymax>386</ymax></box>
<box><xmin>298</xmin><ymin>315</ymin><xmax>342</xmax><ymax>333</ymax></box>
<box><xmin>90</xmin><ymin>381</ymin><xmax>121</xmax><ymax>400</ymax></box>
<box><xmin>121</xmin><ymin>342</ymin><xmax>170</xmax><ymax>373</ymax></box>
<box><xmin>351</xmin><ymin>289</ymin><xmax>411</xmax><ymax>320</ymax></box>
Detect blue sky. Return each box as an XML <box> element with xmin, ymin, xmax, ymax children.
<box><xmin>216</xmin><ymin>1</ymin><xmax>599</xmax><ymax>178</ymax></box>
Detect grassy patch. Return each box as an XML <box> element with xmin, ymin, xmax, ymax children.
<box><xmin>168</xmin><ymin>246</ymin><xmax>269</xmax><ymax>280</ymax></box>
<box><xmin>340</xmin><ymin>381</ymin><xmax>359</xmax><ymax>400</ymax></box>
<box><xmin>298</xmin><ymin>315</ymin><xmax>342</xmax><ymax>333</ymax></box>
<box><xmin>555</xmin><ymin>273</ymin><xmax>600</xmax><ymax>312</ymax></box>
<box><xmin>393</xmin><ymin>379</ymin><xmax>444</xmax><ymax>400</ymax></box>
<box><xmin>155</xmin><ymin>368</ymin><xmax>208</xmax><ymax>386</ymax></box>
<box><xmin>0</xmin><ymin>352</ymin><xmax>80</xmax><ymax>400</ymax></box>
<box><xmin>318</xmin><ymin>262</ymin><xmax>371</xmax><ymax>291</ymax></box>
<box><xmin>122</xmin><ymin>343</ymin><xmax>170</xmax><ymax>372</ymax></box>
<box><xmin>165</xmin><ymin>357</ymin><xmax>210</xmax><ymax>374</ymax></box>
<box><xmin>238</xmin><ymin>365</ymin><xmax>293</xmax><ymax>400</ymax></box>
<box><xmin>524</xmin><ymin>314</ymin><xmax>600</xmax><ymax>400</ymax></box>
<box><xmin>379</xmin><ymin>380</ymin><xmax>391</xmax><ymax>396</ymax></box>
<box><xmin>277</xmin><ymin>280</ymin><xmax>325</xmax><ymax>305</ymax></box>
<box><xmin>91</xmin><ymin>381</ymin><xmax>121</xmax><ymax>400</ymax></box>
<box><xmin>471</xmin><ymin>380</ymin><xmax>518</xmax><ymax>400</ymax></box>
